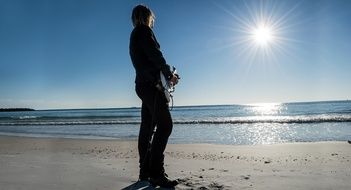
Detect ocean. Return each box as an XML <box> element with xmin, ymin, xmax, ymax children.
<box><xmin>0</xmin><ymin>100</ymin><xmax>350</xmax><ymax>145</ymax></box>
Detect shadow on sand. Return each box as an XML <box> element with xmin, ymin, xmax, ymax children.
<box><xmin>121</xmin><ymin>180</ymin><xmax>175</xmax><ymax>190</ymax></box>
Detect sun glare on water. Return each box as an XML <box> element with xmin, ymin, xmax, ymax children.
<box><xmin>249</xmin><ymin>103</ymin><xmax>283</xmax><ymax>115</ymax></box>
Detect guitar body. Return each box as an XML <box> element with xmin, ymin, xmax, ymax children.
<box><xmin>160</xmin><ymin>71</ymin><xmax>175</xmax><ymax>103</ymax></box>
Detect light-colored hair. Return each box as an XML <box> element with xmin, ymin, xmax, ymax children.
<box><xmin>131</xmin><ymin>4</ymin><xmax>155</xmax><ymax>28</ymax></box>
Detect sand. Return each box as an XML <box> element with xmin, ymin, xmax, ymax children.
<box><xmin>0</xmin><ymin>136</ymin><xmax>350</xmax><ymax>190</ymax></box>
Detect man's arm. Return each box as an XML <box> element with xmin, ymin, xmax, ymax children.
<box><xmin>140</xmin><ymin>27</ymin><xmax>173</xmax><ymax>80</ymax></box>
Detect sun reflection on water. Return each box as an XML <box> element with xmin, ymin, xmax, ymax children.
<box><xmin>246</xmin><ymin>123</ymin><xmax>287</xmax><ymax>145</ymax></box>
<box><xmin>243</xmin><ymin>103</ymin><xmax>287</xmax><ymax>144</ymax></box>
<box><xmin>247</xmin><ymin>103</ymin><xmax>285</xmax><ymax>115</ymax></box>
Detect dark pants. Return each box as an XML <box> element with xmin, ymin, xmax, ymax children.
<box><xmin>135</xmin><ymin>82</ymin><xmax>173</xmax><ymax>177</ymax></box>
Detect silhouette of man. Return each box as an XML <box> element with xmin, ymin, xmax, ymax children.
<box><xmin>129</xmin><ymin>4</ymin><xmax>179</xmax><ymax>188</ymax></box>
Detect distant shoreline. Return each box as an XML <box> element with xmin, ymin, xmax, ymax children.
<box><xmin>0</xmin><ymin>108</ymin><xmax>35</xmax><ymax>112</ymax></box>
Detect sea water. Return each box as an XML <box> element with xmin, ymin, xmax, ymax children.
<box><xmin>0</xmin><ymin>100</ymin><xmax>350</xmax><ymax>145</ymax></box>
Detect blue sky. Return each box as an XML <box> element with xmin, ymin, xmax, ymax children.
<box><xmin>0</xmin><ymin>0</ymin><xmax>350</xmax><ymax>109</ymax></box>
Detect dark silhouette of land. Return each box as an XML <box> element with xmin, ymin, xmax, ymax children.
<box><xmin>0</xmin><ymin>108</ymin><xmax>35</xmax><ymax>112</ymax></box>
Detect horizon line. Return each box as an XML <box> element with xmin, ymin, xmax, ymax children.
<box><xmin>2</xmin><ymin>99</ymin><xmax>349</xmax><ymax>111</ymax></box>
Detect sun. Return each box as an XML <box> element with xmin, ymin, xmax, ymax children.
<box><xmin>251</xmin><ymin>24</ymin><xmax>274</xmax><ymax>46</ymax></box>
<box><xmin>212</xmin><ymin>0</ymin><xmax>301</xmax><ymax>64</ymax></box>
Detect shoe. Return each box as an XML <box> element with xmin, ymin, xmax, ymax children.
<box><xmin>149</xmin><ymin>173</ymin><xmax>178</xmax><ymax>188</ymax></box>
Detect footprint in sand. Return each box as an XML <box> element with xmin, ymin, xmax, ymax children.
<box><xmin>240</xmin><ymin>175</ymin><xmax>251</xmax><ymax>180</ymax></box>
<box><xmin>209</xmin><ymin>182</ymin><xmax>225</xmax><ymax>190</ymax></box>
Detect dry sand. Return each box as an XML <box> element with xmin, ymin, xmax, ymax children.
<box><xmin>0</xmin><ymin>135</ymin><xmax>350</xmax><ymax>190</ymax></box>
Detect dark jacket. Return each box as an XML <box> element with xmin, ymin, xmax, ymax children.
<box><xmin>129</xmin><ymin>25</ymin><xmax>172</xmax><ymax>85</ymax></box>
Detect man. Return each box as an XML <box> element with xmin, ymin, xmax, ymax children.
<box><xmin>129</xmin><ymin>4</ymin><xmax>179</xmax><ymax>188</ymax></box>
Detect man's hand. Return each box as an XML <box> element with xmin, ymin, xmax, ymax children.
<box><xmin>170</xmin><ymin>74</ymin><xmax>179</xmax><ymax>86</ymax></box>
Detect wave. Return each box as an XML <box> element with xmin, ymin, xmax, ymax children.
<box><xmin>0</xmin><ymin>131</ymin><xmax>137</xmax><ymax>140</ymax></box>
<box><xmin>18</xmin><ymin>116</ymin><xmax>39</xmax><ymax>119</ymax></box>
<box><xmin>1</xmin><ymin>115</ymin><xmax>351</xmax><ymax>125</ymax></box>
<box><xmin>0</xmin><ymin>115</ymin><xmax>137</xmax><ymax>120</ymax></box>
<box><xmin>174</xmin><ymin>115</ymin><xmax>351</xmax><ymax>124</ymax></box>
<box><xmin>0</xmin><ymin>121</ymin><xmax>140</xmax><ymax>125</ymax></box>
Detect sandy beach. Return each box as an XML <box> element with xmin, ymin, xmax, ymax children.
<box><xmin>0</xmin><ymin>135</ymin><xmax>350</xmax><ymax>190</ymax></box>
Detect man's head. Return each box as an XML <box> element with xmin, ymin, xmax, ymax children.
<box><xmin>131</xmin><ymin>4</ymin><xmax>155</xmax><ymax>28</ymax></box>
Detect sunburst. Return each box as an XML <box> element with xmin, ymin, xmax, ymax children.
<box><xmin>213</xmin><ymin>0</ymin><xmax>301</xmax><ymax>64</ymax></box>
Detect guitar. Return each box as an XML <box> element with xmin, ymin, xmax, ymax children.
<box><xmin>159</xmin><ymin>67</ymin><xmax>179</xmax><ymax>103</ymax></box>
